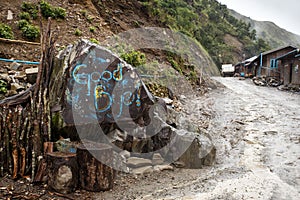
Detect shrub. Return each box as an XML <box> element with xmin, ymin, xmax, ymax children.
<box><xmin>89</xmin><ymin>26</ymin><xmax>96</xmax><ymax>33</ymax></box>
<box><xmin>189</xmin><ymin>71</ymin><xmax>198</xmax><ymax>82</ymax></box>
<box><xmin>0</xmin><ymin>23</ymin><xmax>14</xmax><ymax>39</ymax></box>
<box><xmin>86</xmin><ymin>15</ymin><xmax>93</xmax><ymax>23</ymax></box>
<box><xmin>168</xmin><ymin>57</ymin><xmax>182</xmax><ymax>74</ymax></box>
<box><xmin>53</xmin><ymin>7</ymin><xmax>66</xmax><ymax>19</ymax></box>
<box><xmin>74</xmin><ymin>28</ymin><xmax>82</xmax><ymax>36</ymax></box>
<box><xmin>19</xmin><ymin>12</ymin><xmax>31</xmax><ymax>21</ymax></box>
<box><xmin>17</xmin><ymin>20</ymin><xmax>30</xmax><ymax>29</ymax></box>
<box><xmin>21</xmin><ymin>24</ymin><xmax>40</xmax><ymax>41</ymax></box>
<box><xmin>80</xmin><ymin>9</ymin><xmax>88</xmax><ymax>17</ymax></box>
<box><xmin>40</xmin><ymin>0</ymin><xmax>55</xmax><ymax>18</ymax></box>
<box><xmin>21</xmin><ymin>2</ymin><xmax>38</xmax><ymax>19</ymax></box>
<box><xmin>40</xmin><ymin>0</ymin><xmax>66</xmax><ymax>19</ymax></box>
<box><xmin>0</xmin><ymin>80</ymin><xmax>7</xmax><ymax>94</ymax></box>
<box><xmin>121</xmin><ymin>51</ymin><xmax>146</xmax><ymax>67</ymax></box>
<box><xmin>21</xmin><ymin>2</ymin><xmax>36</xmax><ymax>11</ymax></box>
<box><xmin>90</xmin><ymin>38</ymin><xmax>99</xmax><ymax>44</ymax></box>
<box><xmin>30</xmin><ymin>9</ymin><xmax>39</xmax><ymax>20</ymax></box>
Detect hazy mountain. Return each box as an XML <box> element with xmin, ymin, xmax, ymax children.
<box><xmin>229</xmin><ymin>9</ymin><xmax>300</xmax><ymax>48</ymax></box>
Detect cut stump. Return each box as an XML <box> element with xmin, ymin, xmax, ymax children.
<box><xmin>77</xmin><ymin>141</ymin><xmax>115</xmax><ymax>191</ymax></box>
<box><xmin>46</xmin><ymin>152</ymin><xmax>78</xmax><ymax>194</ymax></box>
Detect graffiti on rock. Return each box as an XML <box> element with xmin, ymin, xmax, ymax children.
<box><xmin>65</xmin><ymin>47</ymin><xmax>145</xmax><ymax>123</ymax></box>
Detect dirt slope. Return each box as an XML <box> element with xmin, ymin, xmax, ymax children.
<box><xmin>0</xmin><ymin>0</ymin><xmax>219</xmax><ymax>77</ymax></box>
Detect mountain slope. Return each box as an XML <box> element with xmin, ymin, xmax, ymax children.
<box><xmin>229</xmin><ymin>9</ymin><xmax>300</xmax><ymax>48</ymax></box>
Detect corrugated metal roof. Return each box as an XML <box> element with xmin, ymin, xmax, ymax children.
<box><xmin>244</xmin><ymin>55</ymin><xmax>258</xmax><ymax>63</ymax></box>
<box><xmin>261</xmin><ymin>45</ymin><xmax>298</xmax><ymax>56</ymax></box>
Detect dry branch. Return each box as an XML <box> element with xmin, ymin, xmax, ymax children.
<box><xmin>0</xmin><ymin>37</ymin><xmax>40</xmax><ymax>45</ymax></box>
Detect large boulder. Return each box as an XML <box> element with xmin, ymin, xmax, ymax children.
<box><xmin>50</xmin><ymin>39</ymin><xmax>216</xmax><ymax>170</ymax></box>
<box><xmin>50</xmin><ymin>39</ymin><xmax>154</xmax><ymax>139</ymax></box>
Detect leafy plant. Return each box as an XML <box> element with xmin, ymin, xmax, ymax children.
<box><xmin>19</xmin><ymin>12</ymin><xmax>31</xmax><ymax>21</ymax></box>
<box><xmin>53</xmin><ymin>7</ymin><xmax>66</xmax><ymax>19</ymax></box>
<box><xmin>189</xmin><ymin>71</ymin><xmax>198</xmax><ymax>82</ymax></box>
<box><xmin>40</xmin><ymin>0</ymin><xmax>66</xmax><ymax>19</ymax></box>
<box><xmin>0</xmin><ymin>23</ymin><xmax>14</xmax><ymax>39</ymax></box>
<box><xmin>89</xmin><ymin>26</ymin><xmax>96</xmax><ymax>33</ymax></box>
<box><xmin>40</xmin><ymin>0</ymin><xmax>55</xmax><ymax>18</ymax></box>
<box><xmin>121</xmin><ymin>51</ymin><xmax>146</xmax><ymax>67</ymax></box>
<box><xmin>168</xmin><ymin>58</ymin><xmax>182</xmax><ymax>74</ymax></box>
<box><xmin>74</xmin><ymin>28</ymin><xmax>82</xmax><ymax>36</ymax></box>
<box><xmin>21</xmin><ymin>1</ymin><xmax>38</xmax><ymax>19</ymax></box>
<box><xmin>86</xmin><ymin>15</ymin><xmax>94</xmax><ymax>23</ymax></box>
<box><xmin>18</xmin><ymin>20</ymin><xmax>30</xmax><ymax>29</ymax></box>
<box><xmin>80</xmin><ymin>9</ymin><xmax>88</xmax><ymax>17</ymax></box>
<box><xmin>21</xmin><ymin>24</ymin><xmax>40</xmax><ymax>41</ymax></box>
<box><xmin>21</xmin><ymin>2</ymin><xmax>36</xmax><ymax>12</ymax></box>
<box><xmin>90</xmin><ymin>38</ymin><xmax>100</xmax><ymax>44</ymax></box>
<box><xmin>0</xmin><ymin>80</ymin><xmax>8</xmax><ymax>94</ymax></box>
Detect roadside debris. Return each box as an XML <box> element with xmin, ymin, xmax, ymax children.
<box><xmin>252</xmin><ymin>76</ymin><xmax>282</xmax><ymax>87</ymax></box>
<box><xmin>0</xmin><ymin>64</ymin><xmax>35</xmax><ymax>100</ymax></box>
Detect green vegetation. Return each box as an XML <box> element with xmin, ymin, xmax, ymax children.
<box><xmin>89</xmin><ymin>26</ymin><xmax>96</xmax><ymax>33</ymax></box>
<box><xmin>167</xmin><ymin>56</ymin><xmax>182</xmax><ymax>74</ymax></box>
<box><xmin>86</xmin><ymin>15</ymin><xmax>94</xmax><ymax>23</ymax></box>
<box><xmin>89</xmin><ymin>38</ymin><xmax>100</xmax><ymax>44</ymax></box>
<box><xmin>40</xmin><ymin>0</ymin><xmax>66</xmax><ymax>19</ymax></box>
<box><xmin>18</xmin><ymin>1</ymin><xmax>66</xmax><ymax>41</ymax></box>
<box><xmin>21</xmin><ymin>24</ymin><xmax>40</xmax><ymax>41</ymax></box>
<box><xmin>53</xmin><ymin>7</ymin><xmax>66</xmax><ymax>19</ymax></box>
<box><xmin>80</xmin><ymin>9</ymin><xmax>88</xmax><ymax>17</ymax></box>
<box><xmin>21</xmin><ymin>2</ymin><xmax>38</xmax><ymax>19</ymax></box>
<box><xmin>17</xmin><ymin>19</ymin><xmax>30</xmax><ymax>29</ymax></box>
<box><xmin>0</xmin><ymin>80</ymin><xmax>8</xmax><ymax>94</ymax></box>
<box><xmin>189</xmin><ymin>71</ymin><xmax>198</xmax><ymax>82</ymax></box>
<box><xmin>121</xmin><ymin>50</ymin><xmax>147</xmax><ymax>67</ymax></box>
<box><xmin>74</xmin><ymin>28</ymin><xmax>82</xmax><ymax>36</ymax></box>
<box><xmin>140</xmin><ymin>0</ymin><xmax>271</xmax><ymax>68</ymax></box>
<box><xmin>17</xmin><ymin>12</ymin><xmax>40</xmax><ymax>41</ymax></box>
<box><xmin>19</xmin><ymin>12</ymin><xmax>31</xmax><ymax>21</ymax></box>
<box><xmin>0</xmin><ymin>23</ymin><xmax>14</xmax><ymax>39</ymax></box>
<box><xmin>21</xmin><ymin>1</ymin><xmax>66</xmax><ymax>19</ymax></box>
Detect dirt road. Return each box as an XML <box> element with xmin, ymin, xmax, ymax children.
<box><xmin>191</xmin><ymin>77</ymin><xmax>300</xmax><ymax>200</ymax></box>
<box><xmin>132</xmin><ymin>77</ymin><xmax>300</xmax><ymax>200</ymax></box>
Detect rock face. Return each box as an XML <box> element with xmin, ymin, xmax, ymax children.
<box><xmin>50</xmin><ymin>39</ymin><xmax>216</xmax><ymax>171</ymax></box>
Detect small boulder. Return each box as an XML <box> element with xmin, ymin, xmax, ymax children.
<box><xmin>153</xmin><ymin>165</ymin><xmax>173</xmax><ymax>171</ymax></box>
<box><xmin>132</xmin><ymin>166</ymin><xmax>153</xmax><ymax>175</ymax></box>
<box><xmin>119</xmin><ymin>150</ymin><xmax>130</xmax><ymax>159</ymax></box>
<box><xmin>152</xmin><ymin>153</ymin><xmax>164</xmax><ymax>165</ymax></box>
<box><xmin>127</xmin><ymin>157</ymin><xmax>152</xmax><ymax>168</ymax></box>
<box><xmin>175</xmin><ymin>132</ymin><xmax>216</xmax><ymax>168</ymax></box>
<box><xmin>7</xmin><ymin>10</ymin><xmax>13</xmax><ymax>20</ymax></box>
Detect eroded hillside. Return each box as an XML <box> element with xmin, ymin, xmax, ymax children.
<box><xmin>1</xmin><ymin>0</ymin><xmax>222</xmax><ymax>83</ymax></box>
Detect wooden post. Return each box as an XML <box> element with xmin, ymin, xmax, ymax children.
<box><xmin>77</xmin><ymin>141</ymin><xmax>115</xmax><ymax>191</ymax></box>
<box><xmin>46</xmin><ymin>152</ymin><xmax>78</xmax><ymax>194</ymax></box>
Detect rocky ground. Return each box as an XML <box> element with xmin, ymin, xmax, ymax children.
<box><xmin>1</xmin><ymin>77</ymin><xmax>299</xmax><ymax>199</ymax></box>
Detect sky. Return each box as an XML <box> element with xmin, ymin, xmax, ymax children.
<box><xmin>216</xmin><ymin>0</ymin><xmax>300</xmax><ymax>36</ymax></box>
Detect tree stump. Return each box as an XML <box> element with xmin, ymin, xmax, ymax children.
<box><xmin>77</xmin><ymin>141</ymin><xmax>115</xmax><ymax>191</ymax></box>
<box><xmin>46</xmin><ymin>152</ymin><xmax>78</xmax><ymax>194</ymax></box>
<box><xmin>34</xmin><ymin>142</ymin><xmax>54</xmax><ymax>183</ymax></box>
